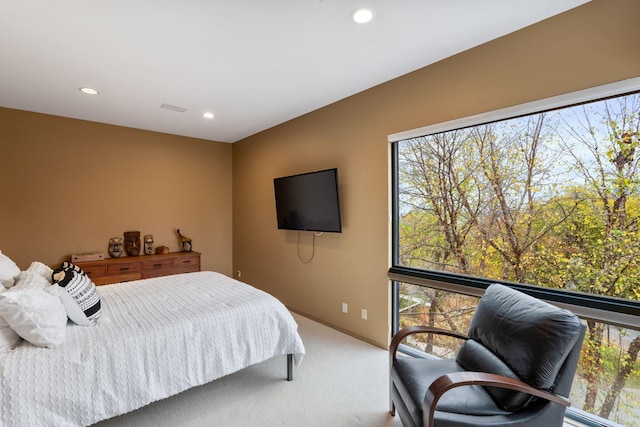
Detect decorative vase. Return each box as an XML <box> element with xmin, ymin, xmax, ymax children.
<box><xmin>123</xmin><ymin>231</ymin><xmax>141</xmax><ymax>256</ymax></box>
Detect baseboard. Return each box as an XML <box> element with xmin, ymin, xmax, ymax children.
<box><xmin>288</xmin><ymin>307</ymin><xmax>388</xmax><ymax>350</ymax></box>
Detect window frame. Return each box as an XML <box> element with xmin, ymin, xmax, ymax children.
<box><xmin>389</xmin><ymin>77</ymin><xmax>640</xmax><ymax>334</ymax></box>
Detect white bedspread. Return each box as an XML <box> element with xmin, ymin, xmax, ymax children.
<box><xmin>0</xmin><ymin>271</ymin><xmax>305</xmax><ymax>427</ymax></box>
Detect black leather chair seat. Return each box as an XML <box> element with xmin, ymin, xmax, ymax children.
<box><xmin>392</xmin><ymin>358</ymin><xmax>511</xmax><ymax>426</ymax></box>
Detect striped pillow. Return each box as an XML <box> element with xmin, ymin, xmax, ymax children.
<box><xmin>52</xmin><ymin>262</ymin><xmax>101</xmax><ymax>326</ymax></box>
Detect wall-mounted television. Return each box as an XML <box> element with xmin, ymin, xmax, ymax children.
<box><xmin>273</xmin><ymin>168</ymin><xmax>342</xmax><ymax>233</ymax></box>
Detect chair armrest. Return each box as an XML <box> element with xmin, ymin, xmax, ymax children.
<box><xmin>390</xmin><ymin>326</ymin><xmax>468</xmax><ymax>365</ymax></box>
<box><xmin>424</xmin><ymin>371</ymin><xmax>571</xmax><ymax>427</ymax></box>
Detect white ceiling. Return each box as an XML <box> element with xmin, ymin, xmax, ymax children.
<box><xmin>0</xmin><ymin>0</ymin><xmax>589</xmax><ymax>143</ymax></box>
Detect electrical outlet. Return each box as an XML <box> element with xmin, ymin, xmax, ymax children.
<box><xmin>361</xmin><ymin>309</ymin><xmax>368</xmax><ymax>320</ymax></box>
<box><xmin>237</xmin><ymin>270</ymin><xmax>241</xmax><ymax>278</ymax></box>
<box><xmin>342</xmin><ymin>303</ymin><xmax>348</xmax><ymax>314</ymax></box>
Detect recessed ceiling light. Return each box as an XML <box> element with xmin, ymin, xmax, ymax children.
<box><xmin>351</xmin><ymin>8</ymin><xmax>374</xmax><ymax>24</ymax></box>
<box><xmin>79</xmin><ymin>87</ymin><xmax>99</xmax><ymax>95</ymax></box>
<box><xmin>203</xmin><ymin>112</ymin><xmax>214</xmax><ymax>119</ymax></box>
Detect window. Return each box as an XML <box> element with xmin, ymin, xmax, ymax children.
<box><xmin>390</xmin><ymin>78</ymin><xmax>640</xmax><ymax>426</ymax></box>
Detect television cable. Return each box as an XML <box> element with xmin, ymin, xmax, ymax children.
<box><xmin>296</xmin><ymin>231</ymin><xmax>322</xmax><ymax>263</ymax></box>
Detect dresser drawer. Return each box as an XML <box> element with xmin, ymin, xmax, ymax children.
<box><xmin>94</xmin><ymin>273</ymin><xmax>141</xmax><ymax>285</ymax></box>
<box><xmin>81</xmin><ymin>264</ymin><xmax>107</xmax><ymax>280</ymax></box>
<box><xmin>107</xmin><ymin>261</ymin><xmax>141</xmax><ymax>276</ymax></box>
<box><xmin>172</xmin><ymin>254</ymin><xmax>200</xmax><ymax>269</ymax></box>
<box><xmin>142</xmin><ymin>258</ymin><xmax>173</xmax><ymax>271</ymax></box>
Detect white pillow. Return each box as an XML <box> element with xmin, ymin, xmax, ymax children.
<box><xmin>26</xmin><ymin>261</ymin><xmax>54</xmax><ymax>284</ymax></box>
<box><xmin>0</xmin><ymin>263</ymin><xmax>54</xmax><ymax>349</ymax></box>
<box><xmin>0</xmin><ymin>286</ymin><xmax>67</xmax><ymax>348</ymax></box>
<box><xmin>13</xmin><ymin>271</ymin><xmax>51</xmax><ymax>291</ymax></box>
<box><xmin>0</xmin><ymin>323</ymin><xmax>22</xmax><ymax>349</ymax></box>
<box><xmin>0</xmin><ymin>251</ymin><xmax>20</xmax><ymax>289</ymax></box>
<box><xmin>0</xmin><ymin>287</ymin><xmax>21</xmax><ymax>350</ymax></box>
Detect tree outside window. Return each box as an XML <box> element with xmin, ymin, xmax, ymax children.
<box><xmin>396</xmin><ymin>92</ymin><xmax>640</xmax><ymax>426</ymax></box>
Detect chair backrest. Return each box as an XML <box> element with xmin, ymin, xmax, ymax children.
<box><xmin>456</xmin><ymin>284</ymin><xmax>584</xmax><ymax>411</ymax></box>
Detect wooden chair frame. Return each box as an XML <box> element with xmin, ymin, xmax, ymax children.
<box><xmin>389</xmin><ymin>326</ymin><xmax>571</xmax><ymax>427</ymax></box>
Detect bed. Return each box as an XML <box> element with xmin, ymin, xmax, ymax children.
<box><xmin>0</xmin><ymin>270</ymin><xmax>306</xmax><ymax>427</ymax></box>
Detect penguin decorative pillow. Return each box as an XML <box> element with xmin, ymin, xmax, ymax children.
<box><xmin>52</xmin><ymin>262</ymin><xmax>102</xmax><ymax>326</ymax></box>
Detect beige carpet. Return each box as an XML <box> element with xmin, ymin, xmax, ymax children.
<box><xmin>94</xmin><ymin>313</ymin><xmax>403</xmax><ymax>427</ymax></box>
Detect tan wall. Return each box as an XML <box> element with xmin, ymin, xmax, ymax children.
<box><xmin>0</xmin><ymin>108</ymin><xmax>233</xmax><ymax>275</ymax></box>
<box><xmin>232</xmin><ymin>0</ymin><xmax>640</xmax><ymax>348</ymax></box>
<box><xmin>1</xmin><ymin>0</ymin><xmax>638</xmax><ymax>349</ymax></box>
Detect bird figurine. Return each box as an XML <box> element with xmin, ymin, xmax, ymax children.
<box><xmin>176</xmin><ymin>228</ymin><xmax>192</xmax><ymax>252</ymax></box>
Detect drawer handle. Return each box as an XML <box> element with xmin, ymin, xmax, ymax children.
<box><xmin>119</xmin><ymin>267</ymin><xmax>130</xmax><ymax>271</ymax></box>
<box><xmin>182</xmin><ymin>260</ymin><xmax>192</xmax><ymax>264</ymax></box>
<box><xmin>153</xmin><ymin>263</ymin><xmax>163</xmax><ymax>267</ymax></box>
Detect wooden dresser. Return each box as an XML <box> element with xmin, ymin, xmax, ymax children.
<box><xmin>74</xmin><ymin>252</ymin><xmax>201</xmax><ymax>286</ymax></box>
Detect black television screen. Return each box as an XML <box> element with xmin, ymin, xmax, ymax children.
<box><xmin>274</xmin><ymin>168</ymin><xmax>342</xmax><ymax>233</ymax></box>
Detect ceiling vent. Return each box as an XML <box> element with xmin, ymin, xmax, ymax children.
<box><xmin>160</xmin><ymin>103</ymin><xmax>187</xmax><ymax>113</ymax></box>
